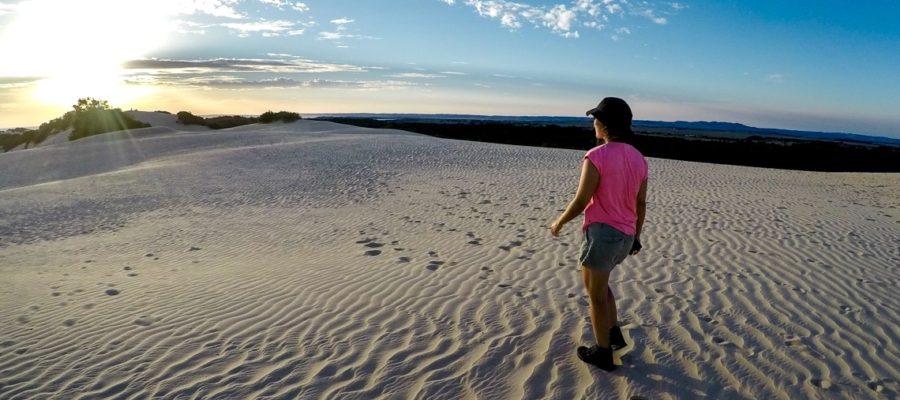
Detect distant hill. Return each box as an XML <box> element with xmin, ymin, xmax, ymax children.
<box><xmin>307</xmin><ymin>113</ymin><xmax>900</xmax><ymax>147</ymax></box>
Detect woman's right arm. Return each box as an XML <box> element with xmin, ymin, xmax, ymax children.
<box><xmin>634</xmin><ymin>178</ymin><xmax>648</xmax><ymax>242</ymax></box>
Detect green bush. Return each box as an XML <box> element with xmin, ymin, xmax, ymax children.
<box><xmin>259</xmin><ymin>111</ymin><xmax>301</xmax><ymax>123</ymax></box>
<box><xmin>69</xmin><ymin>108</ymin><xmax>150</xmax><ymax>141</ymax></box>
<box><xmin>176</xmin><ymin>111</ymin><xmax>207</xmax><ymax>126</ymax></box>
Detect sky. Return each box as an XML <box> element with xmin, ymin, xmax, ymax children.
<box><xmin>0</xmin><ymin>0</ymin><xmax>898</xmax><ymax>138</ymax></box>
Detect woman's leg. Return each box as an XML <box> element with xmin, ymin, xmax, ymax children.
<box><xmin>581</xmin><ymin>266</ymin><xmax>611</xmax><ymax>348</ymax></box>
<box><xmin>606</xmin><ymin>286</ymin><xmax>618</xmax><ymax>328</ymax></box>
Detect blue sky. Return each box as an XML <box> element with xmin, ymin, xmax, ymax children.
<box><xmin>1</xmin><ymin>0</ymin><xmax>898</xmax><ymax>138</ymax></box>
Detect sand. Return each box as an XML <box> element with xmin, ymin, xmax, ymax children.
<box><xmin>0</xmin><ymin>118</ymin><xmax>898</xmax><ymax>399</ymax></box>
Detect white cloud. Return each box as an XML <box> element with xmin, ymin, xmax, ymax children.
<box><xmin>387</xmin><ymin>73</ymin><xmax>446</xmax><ymax>78</ymax></box>
<box><xmin>170</xmin><ymin>19</ymin><xmax>212</xmax><ymax>35</ymax></box>
<box><xmin>257</xmin><ymin>0</ymin><xmax>308</xmax><ymax>12</ymax></box>
<box><xmin>0</xmin><ymin>2</ymin><xmax>19</xmax><ymax>16</ymax></box>
<box><xmin>259</xmin><ymin>0</ymin><xmax>288</xmax><ymax>7</ymax></box>
<box><xmin>440</xmin><ymin>0</ymin><xmax>679</xmax><ymax>38</ymax></box>
<box><xmin>765</xmin><ymin>73</ymin><xmax>785</xmax><ymax>83</ymax></box>
<box><xmin>318</xmin><ymin>31</ymin><xmax>378</xmax><ymax>41</ymax></box>
<box><xmin>123</xmin><ymin>57</ymin><xmax>370</xmax><ymax>74</ymax></box>
<box><xmin>221</xmin><ymin>20</ymin><xmax>294</xmax><ymax>34</ymax></box>
<box><xmin>318</xmin><ymin>31</ymin><xmax>347</xmax><ymax>40</ymax></box>
<box><xmin>175</xmin><ymin>0</ymin><xmax>244</xmax><ymax>19</ymax></box>
<box><xmin>127</xmin><ymin>75</ymin><xmax>416</xmax><ymax>90</ymax></box>
<box><xmin>331</xmin><ymin>17</ymin><xmax>354</xmax><ymax>26</ymax></box>
<box><xmin>440</xmin><ymin>71</ymin><xmax>466</xmax><ymax>75</ymax></box>
<box><xmin>611</xmin><ymin>26</ymin><xmax>630</xmax><ymax>40</ymax></box>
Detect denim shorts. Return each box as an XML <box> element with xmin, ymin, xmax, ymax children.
<box><xmin>579</xmin><ymin>223</ymin><xmax>634</xmax><ymax>271</ymax></box>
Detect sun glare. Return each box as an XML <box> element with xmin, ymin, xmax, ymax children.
<box><xmin>0</xmin><ymin>0</ymin><xmax>169</xmax><ymax>107</ymax></box>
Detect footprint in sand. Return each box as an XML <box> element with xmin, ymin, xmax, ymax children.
<box><xmin>105</xmin><ymin>289</ymin><xmax>120</xmax><ymax>296</ymax></box>
<box><xmin>398</xmin><ymin>256</ymin><xmax>411</xmax><ymax>263</ymax></box>
<box><xmin>810</xmin><ymin>379</ymin><xmax>832</xmax><ymax>389</ymax></box>
<box><xmin>425</xmin><ymin>260</ymin><xmax>445</xmax><ymax>271</ymax></box>
<box><xmin>364</xmin><ymin>250</ymin><xmax>382</xmax><ymax>256</ymax></box>
<box><xmin>498</xmin><ymin>240</ymin><xmax>523</xmax><ymax>251</ymax></box>
<box><xmin>62</xmin><ymin>319</ymin><xmax>77</xmax><ymax>327</ymax></box>
<box><xmin>712</xmin><ymin>336</ymin><xmax>730</xmax><ymax>345</ymax></box>
<box><xmin>784</xmin><ymin>336</ymin><xmax>802</xmax><ymax>346</ymax></box>
<box><xmin>866</xmin><ymin>381</ymin><xmax>885</xmax><ymax>393</ymax></box>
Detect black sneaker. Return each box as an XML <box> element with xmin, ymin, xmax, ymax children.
<box><xmin>610</xmin><ymin>326</ymin><xmax>627</xmax><ymax>350</ymax></box>
<box><xmin>577</xmin><ymin>345</ymin><xmax>616</xmax><ymax>371</ymax></box>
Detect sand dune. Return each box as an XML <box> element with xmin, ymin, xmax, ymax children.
<box><xmin>0</xmin><ymin>120</ymin><xmax>897</xmax><ymax>399</ymax></box>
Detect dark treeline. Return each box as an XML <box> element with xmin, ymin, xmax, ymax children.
<box><xmin>317</xmin><ymin>118</ymin><xmax>900</xmax><ymax>172</ymax></box>
<box><xmin>176</xmin><ymin>110</ymin><xmax>301</xmax><ymax>129</ymax></box>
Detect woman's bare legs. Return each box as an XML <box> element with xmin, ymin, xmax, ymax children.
<box><xmin>581</xmin><ymin>266</ymin><xmax>612</xmax><ymax>347</ymax></box>
<box><xmin>606</xmin><ymin>285</ymin><xmax>618</xmax><ymax>329</ymax></box>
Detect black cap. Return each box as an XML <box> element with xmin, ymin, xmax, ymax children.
<box><xmin>586</xmin><ymin>97</ymin><xmax>633</xmax><ymax>135</ymax></box>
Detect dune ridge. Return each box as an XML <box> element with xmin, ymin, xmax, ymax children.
<box><xmin>0</xmin><ymin>120</ymin><xmax>898</xmax><ymax>399</ymax></box>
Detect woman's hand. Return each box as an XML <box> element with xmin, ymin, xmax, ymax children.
<box><xmin>629</xmin><ymin>238</ymin><xmax>642</xmax><ymax>255</ymax></box>
<box><xmin>550</xmin><ymin>219</ymin><xmax>564</xmax><ymax>237</ymax></box>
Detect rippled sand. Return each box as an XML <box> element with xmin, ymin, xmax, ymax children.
<box><xmin>1</xmin><ymin>117</ymin><xmax>898</xmax><ymax>399</ymax></box>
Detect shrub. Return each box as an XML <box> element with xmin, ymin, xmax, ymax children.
<box><xmin>69</xmin><ymin>108</ymin><xmax>150</xmax><ymax>141</ymax></box>
<box><xmin>203</xmin><ymin>115</ymin><xmax>257</xmax><ymax>129</ymax></box>
<box><xmin>259</xmin><ymin>111</ymin><xmax>301</xmax><ymax>123</ymax></box>
<box><xmin>176</xmin><ymin>111</ymin><xmax>206</xmax><ymax>126</ymax></box>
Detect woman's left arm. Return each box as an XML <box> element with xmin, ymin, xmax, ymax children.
<box><xmin>550</xmin><ymin>159</ymin><xmax>599</xmax><ymax>237</ymax></box>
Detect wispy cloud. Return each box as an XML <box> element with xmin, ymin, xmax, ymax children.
<box><xmin>176</xmin><ymin>0</ymin><xmax>245</xmax><ymax>19</ymax></box>
<box><xmin>765</xmin><ymin>73</ymin><xmax>785</xmax><ymax>84</ymax></box>
<box><xmin>317</xmin><ymin>16</ymin><xmax>378</xmax><ymax>46</ymax></box>
<box><xmin>221</xmin><ymin>20</ymin><xmax>296</xmax><ymax>36</ymax></box>
<box><xmin>330</xmin><ymin>17</ymin><xmax>355</xmax><ymax>27</ymax></box>
<box><xmin>439</xmin><ymin>0</ymin><xmax>680</xmax><ymax>38</ymax></box>
<box><xmin>127</xmin><ymin>75</ymin><xmax>416</xmax><ymax>90</ymax></box>
<box><xmin>123</xmin><ymin>58</ymin><xmax>370</xmax><ymax>74</ymax></box>
<box><xmin>0</xmin><ymin>76</ymin><xmax>40</xmax><ymax>88</ymax></box>
<box><xmin>0</xmin><ymin>2</ymin><xmax>20</xmax><ymax>16</ymax></box>
<box><xmin>387</xmin><ymin>73</ymin><xmax>446</xmax><ymax>79</ymax></box>
<box><xmin>258</xmin><ymin>0</ymin><xmax>309</xmax><ymax>12</ymax></box>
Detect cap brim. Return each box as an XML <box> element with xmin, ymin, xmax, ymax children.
<box><xmin>585</xmin><ymin>107</ymin><xmax>600</xmax><ymax>117</ymax></box>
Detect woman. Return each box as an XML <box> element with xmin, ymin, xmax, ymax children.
<box><xmin>550</xmin><ymin>97</ymin><xmax>648</xmax><ymax>371</ymax></box>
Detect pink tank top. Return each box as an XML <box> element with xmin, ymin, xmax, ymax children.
<box><xmin>581</xmin><ymin>142</ymin><xmax>648</xmax><ymax>235</ymax></box>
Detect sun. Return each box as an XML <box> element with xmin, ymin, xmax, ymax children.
<box><xmin>0</xmin><ymin>0</ymin><xmax>170</xmax><ymax>107</ymax></box>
